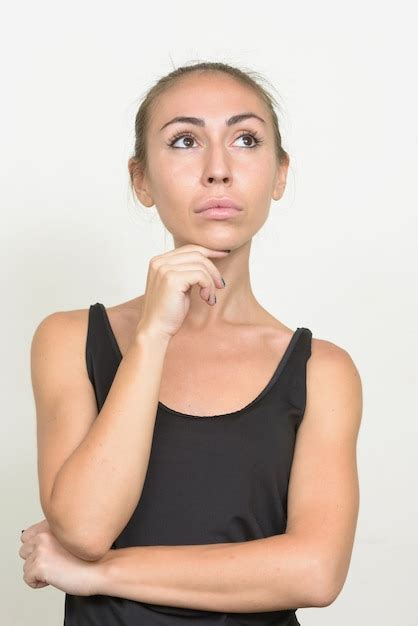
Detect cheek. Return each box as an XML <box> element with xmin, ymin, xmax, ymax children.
<box><xmin>147</xmin><ymin>162</ymin><xmax>189</xmax><ymax>206</ymax></box>
<box><xmin>236</xmin><ymin>170</ymin><xmax>273</xmax><ymax>209</ymax></box>
<box><xmin>250</xmin><ymin>205</ymin><xmax>271</xmax><ymax>232</ymax></box>
<box><xmin>156</xmin><ymin>145</ymin><xmax>194</xmax><ymax>167</ymax></box>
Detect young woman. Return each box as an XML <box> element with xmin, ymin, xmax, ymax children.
<box><xmin>20</xmin><ymin>61</ymin><xmax>363</xmax><ymax>626</ymax></box>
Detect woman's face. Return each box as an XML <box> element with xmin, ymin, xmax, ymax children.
<box><xmin>133</xmin><ymin>72</ymin><xmax>288</xmax><ymax>250</ymax></box>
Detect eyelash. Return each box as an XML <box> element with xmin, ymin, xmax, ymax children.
<box><xmin>167</xmin><ymin>129</ymin><xmax>264</xmax><ymax>149</ymax></box>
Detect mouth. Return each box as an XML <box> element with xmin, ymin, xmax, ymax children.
<box><xmin>195</xmin><ymin>207</ymin><xmax>242</xmax><ymax>220</ymax></box>
<box><xmin>194</xmin><ymin>197</ymin><xmax>243</xmax><ymax>213</ymax></box>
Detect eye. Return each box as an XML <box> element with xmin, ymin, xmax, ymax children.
<box><xmin>234</xmin><ymin>131</ymin><xmax>264</xmax><ymax>148</ymax></box>
<box><xmin>167</xmin><ymin>132</ymin><xmax>197</xmax><ymax>149</ymax></box>
<box><xmin>167</xmin><ymin>130</ymin><xmax>264</xmax><ymax>149</ymax></box>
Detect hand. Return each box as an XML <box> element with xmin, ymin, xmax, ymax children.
<box><xmin>19</xmin><ymin>518</ymin><xmax>101</xmax><ymax>596</ymax></box>
<box><xmin>138</xmin><ymin>244</ymin><xmax>230</xmax><ymax>341</ymax></box>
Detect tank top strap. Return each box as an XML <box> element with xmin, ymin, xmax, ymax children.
<box><xmin>276</xmin><ymin>327</ymin><xmax>312</xmax><ymax>420</ymax></box>
<box><xmin>85</xmin><ymin>303</ymin><xmax>120</xmax><ymax>408</ymax></box>
<box><xmin>85</xmin><ymin>303</ymin><xmax>100</xmax><ymax>385</ymax></box>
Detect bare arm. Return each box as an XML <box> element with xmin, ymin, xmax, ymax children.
<box><xmin>285</xmin><ymin>340</ymin><xmax>362</xmax><ymax>604</ymax></box>
<box><xmin>86</xmin><ymin>339</ymin><xmax>362</xmax><ymax>611</ymax></box>
<box><xmin>33</xmin><ymin>310</ymin><xmax>170</xmax><ymax>561</ymax></box>
<box><xmin>91</xmin><ymin>534</ymin><xmax>319</xmax><ymax>613</ymax></box>
<box><xmin>34</xmin><ymin>247</ymin><xmax>226</xmax><ymax>562</ymax></box>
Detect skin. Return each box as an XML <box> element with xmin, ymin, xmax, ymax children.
<box><xmin>124</xmin><ymin>71</ymin><xmax>297</xmax><ymax>416</ymax></box>
<box><xmin>20</xmin><ymin>72</ymin><xmax>362</xmax><ymax>608</ymax></box>
<box><xmin>130</xmin><ymin>70</ymin><xmax>289</xmax><ymax>334</ymax></box>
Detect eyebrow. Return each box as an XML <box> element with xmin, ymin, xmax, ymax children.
<box><xmin>159</xmin><ymin>112</ymin><xmax>266</xmax><ymax>132</ymax></box>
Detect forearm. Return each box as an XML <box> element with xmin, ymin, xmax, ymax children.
<box><xmin>49</xmin><ymin>328</ymin><xmax>170</xmax><ymax>557</ymax></box>
<box><xmin>94</xmin><ymin>534</ymin><xmax>320</xmax><ymax>613</ymax></box>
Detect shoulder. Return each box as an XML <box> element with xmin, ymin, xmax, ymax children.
<box><xmin>31</xmin><ymin>298</ymin><xmax>144</xmax><ymax>357</ymax></box>
<box><xmin>32</xmin><ymin>296</ymin><xmax>143</xmax><ymax>340</ymax></box>
<box><xmin>32</xmin><ymin>307</ymin><xmax>90</xmax><ymax>348</ymax></box>
<box><xmin>30</xmin><ymin>308</ymin><xmax>93</xmax><ymax>379</ymax></box>
<box><xmin>306</xmin><ymin>334</ymin><xmax>363</xmax><ymax>433</ymax></box>
<box><xmin>310</xmin><ymin>334</ymin><xmax>361</xmax><ymax>383</ymax></box>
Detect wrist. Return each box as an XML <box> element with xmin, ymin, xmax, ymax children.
<box><xmin>135</xmin><ymin>323</ymin><xmax>172</xmax><ymax>348</ymax></box>
<box><xmin>88</xmin><ymin>549</ymin><xmax>118</xmax><ymax>596</ymax></box>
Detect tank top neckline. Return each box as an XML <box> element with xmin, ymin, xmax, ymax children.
<box><xmin>96</xmin><ymin>302</ymin><xmax>305</xmax><ymax>420</ymax></box>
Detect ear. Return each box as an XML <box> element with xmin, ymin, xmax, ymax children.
<box><xmin>128</xmin><ymin>157</ymin><xmax>154</xmax><ymax>208</ymax></box>
<box><xmin>272</xmin><ymin>155</ymin><xmax>290</xmax><ymax>202</ymax></box>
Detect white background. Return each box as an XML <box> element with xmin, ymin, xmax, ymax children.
<box><xmin>2</xmin><ymin>0</ymin><xmax>417</xmax><ymax>624</ymax></box>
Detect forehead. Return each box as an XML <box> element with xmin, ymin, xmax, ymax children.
<box><xmin>149</xmin><ymin>73</ymin><xmax>266</xmax><ymax>130</ymax></box>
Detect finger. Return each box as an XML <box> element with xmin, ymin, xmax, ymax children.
<box><xmin>152</xmin><ymin>252</ymin><xmax>226</xmax><ymax>291</ymax></box>
<box><xmin>21</xmin><ymin>526</ymin><xmax>36</xmax><ymax>542</ymax></box>
<box><xmin>21</xmin><ymin>520</ymin><xmax>44</xmax><ymax>541</ymax></box>
<box><xmin>173</xmin><ymin>268</ymin><xmax>216</xmax><ymax>304</ymax></box>
<box><xmin>164</xmin><ymin>263</ymin><xmax>217</xmax><ymax>302</ymax></box>
<box><xmin>19</xmin><ymin>542</ymin><xmax>33</xmax><ymax>559</ymax></box>
<box><xmin>24</xmin><ymin>577</ymin><xmax>49</xmax><ymax>589</ymax></box>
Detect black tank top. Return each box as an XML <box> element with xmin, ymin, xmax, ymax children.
<box><xmin>64</xmin><ymin>302</ymin><xmax>312</xmax><ymax>626</ymax></box>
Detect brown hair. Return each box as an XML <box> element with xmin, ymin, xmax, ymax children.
<box><xmin>128</xmin><ymin>61</ymin><xmax>289</xmax><ymax>198</ymax></box>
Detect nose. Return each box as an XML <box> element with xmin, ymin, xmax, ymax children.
<box><xmin>208</xmin><ymin>175</ymin><xmax>230</xmax><ymax>184</ymax></box>
<box><xmin>203</xmin><ymin>146</ymin><xmax>232</xmax><ymax>185</ymax></box>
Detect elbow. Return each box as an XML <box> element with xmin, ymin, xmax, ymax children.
<box><xmin>55</xmin><ymin>525</ymin><xmax>108</xmax><ymax>562</ymax></box>
<box><xmin>60</xmin><ymin>528</ymin><xmax>109</xmax><ymax>562</ymax></box>
<box><xmin>68</xmin><ymin>540</ymin><xmax>109</xmax><ymax>562</ymax></box>
<box><xmin>310</xmin><ymin>558</ymin><xmax>342</xmax><ymax>607</ymax></box>
<box><xmin>47</xmin><ymin>509</ymin><xmax>109</xmax><ymax>562</ymax></box>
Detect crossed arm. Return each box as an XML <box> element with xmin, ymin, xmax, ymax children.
<box><xmin>92</xmin><ymin>533</ymin><xmax>319</xmax><ymax>613</ymax></box>
<box><xmin>88</xmin><ymin>341</ymin><xmax>362</xmax><ymax>613</ymax></box>
<box><xmin>25</xmin><ymin>327</ymin><xmax>361</xmax><ymax>611</ymax></box>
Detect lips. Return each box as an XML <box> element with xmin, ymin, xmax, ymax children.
<box><xmin>194</xmin><ymin>197</ymin><xmax>243</xmax><ymax>213</ymax></box>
